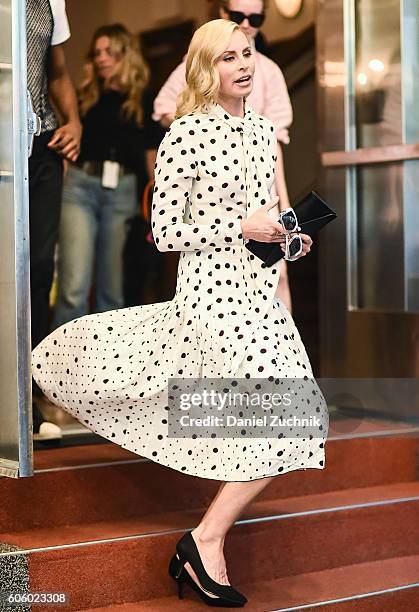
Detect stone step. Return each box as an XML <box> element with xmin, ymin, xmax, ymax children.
<box><xmin>85</xmin><ymin>555</ymin><xmax>419</xmax><ymax>611</ymax></box>
<box><xmin>2</xmin><ymin>481</ymin><xmax>415</xmax><ymax>610</ymax></box>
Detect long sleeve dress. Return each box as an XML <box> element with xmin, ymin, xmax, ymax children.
<box><xmin>32</xmin><ymin>103</ymin><xmax>329</xmax><ymax>482</ymax></box>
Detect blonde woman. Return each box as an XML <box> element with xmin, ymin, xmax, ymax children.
<box><xmin>53</xmin><ymin>24</ymin><xmax>161</xmax><ymax>327</ymax></box>
<box><xmin>153</xmin><ymin>0</ymin><xmax>295</xmax><ymax>313</ymax></box>
<box><xmin>33</xmin><ymin>20</ymin><xmax>328</xmax><ymax>607</ymax></box>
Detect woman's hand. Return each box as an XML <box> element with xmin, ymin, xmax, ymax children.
<box><xmin>240</xmin><ymin>197</ymin><xmax>287</xmax><ymax>243</ymax></box>
<box><xmin>280</xmin><ymin>233</ymin><xmax>313</xmax><ymax>259</ymax></box>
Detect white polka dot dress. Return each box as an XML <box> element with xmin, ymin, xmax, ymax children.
<box><xmin>32</xmin><ymin>103</ymin><xmax>329</xmax><ymax>482</ymax></box>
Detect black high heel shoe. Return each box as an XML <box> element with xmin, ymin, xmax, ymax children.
<box><xmin>168</xmin><ymin>531</ymin><xmax>247</xmax><ymax>607</ymax></box>
<box><xmin>169</xmin><ymin>554</ymin><xmax>243</xmax><ymax>607</ymax></box>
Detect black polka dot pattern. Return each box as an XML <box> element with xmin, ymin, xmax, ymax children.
<box><xmin>31</xmin><ymin>103</ymin><xmax>328</xmax><ymax>482</ymax></box>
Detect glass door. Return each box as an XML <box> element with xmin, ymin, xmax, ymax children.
<box><xmin>318</xmin><ymin>0</ymin><xmax>419</xmax><ymax>376</ymax></box>
<box><xmin>0</xmin><ymin>0</ymin><xmax>33</xmax><ymax>477</ymax></box>
<box><xmin>317</xmin><ymin>0</ymin><xmax>419</xmax><ymax>424</ymax></box>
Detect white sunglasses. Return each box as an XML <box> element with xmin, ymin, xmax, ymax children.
<box><xmin>278</xmin><ymin>208</ymin><xmax>303</xmax><ymax>261</ymax></box>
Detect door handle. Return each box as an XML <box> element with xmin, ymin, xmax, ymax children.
<box><xmin>27</xmin><ymin>90</ymin><xmax>41</xmax><ymax>157</ymax></box>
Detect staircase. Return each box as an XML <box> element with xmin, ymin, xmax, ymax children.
<box><xmin>1</xmin><ymin>423</ymin><xmax>419</xmax><ymax>611</ymax></box>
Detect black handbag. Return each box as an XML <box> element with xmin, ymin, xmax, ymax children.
<box><xmin>245</xmin><ymin>191</ymin><xmax>337</xmax><ymax>267</ymax></box>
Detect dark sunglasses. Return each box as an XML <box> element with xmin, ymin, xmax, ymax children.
<box><xmin>227</xmin><ymin>9</ymin><xmax>266</xmax><ymax>28</ymax></box>
<box><xmin>279</xmin><ymin>208</ymin><xmax>299</xmax><ymax>232</ymax></box>
<box><xmin>284</xmin><ymin>234</ymin><xmax>303</xmax><ymax>261</ymax></box>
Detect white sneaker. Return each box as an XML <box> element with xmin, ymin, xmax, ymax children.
<box><xmin>33</xmin><ymin>421</ymin><xmax>63</xmax><ymax>441</ymax></box>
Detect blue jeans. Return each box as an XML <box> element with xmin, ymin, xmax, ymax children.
<box><xmin>53</xmin><ymin>165</ymin><xmax>137</xmax><ymax>328</ymax></box>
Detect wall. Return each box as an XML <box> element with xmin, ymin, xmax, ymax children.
<box><xmin>106</xmin><ymin>0</ymin><xmax>208</xmax><ymax>30</ymax></box>
<box><xmin>65</xmin><ymin>0</ymin><xmax>112</xmax><ymax>85</ymax></box>
<box><xmin>263</xmin><ymin>0</ymin><xmax>315</xmax><ymax>42</ymax></box>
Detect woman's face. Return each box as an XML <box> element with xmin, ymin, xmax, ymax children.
<box><xmin>216</xmin><ymin>29</ymin><xmax>255</xmax><ymax>102</ymax></box>
<box><xmin>220</xmin><ymin>0</ymin><xmax>265</xmax><ymax>40</ymax></box>
<box><xmin>93</xmin><ymin>36</ymin><xmax>121</xmax><ymax>83</ymax></box>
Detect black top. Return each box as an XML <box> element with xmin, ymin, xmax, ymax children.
<box><xmin>78</xmin><ymin>89</ymin><xmax>164</xmax><ymax>188</ymax></box>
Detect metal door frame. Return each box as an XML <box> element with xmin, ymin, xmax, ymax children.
<box><xmin>0</xmin><ymin>0</ymin><xmax>32</xmax><ymax>478</ymax></box>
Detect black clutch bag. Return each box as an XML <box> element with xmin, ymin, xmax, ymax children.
<box><xmin>245</xmin><ymin>191</ymin><xmax>337</xmax><ymax>267</ymax></box>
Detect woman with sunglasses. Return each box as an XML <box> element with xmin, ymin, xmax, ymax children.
<box><xmin>208</xmin><ymin>0</ymin><xmax>272</xmax><ymax>56</ymax></box>
<box><xmin>153</xmin><ymin>0</ymin><xmax>295</xmax><ymax>312</ymax></box>
<box><xmin>33</xmin><ymin>19</ymin><xmax>328</xmax><ymax>608</ymax></box>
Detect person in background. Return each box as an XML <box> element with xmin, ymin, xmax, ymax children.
<box><xmin>53</xmin><ymin>24</ymin><xmax>161</xmax><ymax>328</ymax></box>
<box><xmin>207</xmin><ymin>0</ymin><xmax>271</xmax><ymax>56</ymax></box>
<box><xmin>27</xmin><ymin>0</ymin><xmax>82</xmax><ymax>441</ymax></box>
<box><xmin>153</xmin><ymin>0</ymin><xmax>294</xmax><ymax>311</ymax></box>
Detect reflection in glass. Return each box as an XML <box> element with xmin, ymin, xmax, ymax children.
<box><xmin>0</xmin><ymin>1</ymin><xmax>12</xmax><ymax>64</ymax></box>
<box><xmin>355</xmin><ymin>0</ymin><xmax>402</xmax><ymax>147</ymax></box>
<box><xmin>0</xmin><ymin>179</ymin><xmax>14</xmax><ymax>285</ymax></box>
<box><xmin>356</xmin><ymin>163</ymin><xmax>404</xmax><ymax>311</ymax></box>
<box><xmin>318</xmin><ymin>0</ymin><xmax>346</xmax><ymax>152</ymax></box>
<box><xmin>0</xmin><ymin>72</ymin><xmax>13</xmax><ymax>172</ymax></box>
<box><xmin>0</xmin><ymin>1</ymin><xmax>13</xmax><ymax>172</ymax></box>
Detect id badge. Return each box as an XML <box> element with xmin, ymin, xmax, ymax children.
<box><xmin>102</xmin><ymin>161</ymin><xmax>120</xmax><ymax>189</ymax></box>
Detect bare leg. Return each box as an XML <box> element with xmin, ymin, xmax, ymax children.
<box><xmin>184</xmin><ymin>477</ymin><xmax>273</xmax><ymax>589</ymax></box>
<box><xmin>275</xmin><ymin>261</ymin><xmax>292</xmax><ymax>313</ymax></box>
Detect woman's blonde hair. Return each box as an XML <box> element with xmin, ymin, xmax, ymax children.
<box><xmin>175</xmin><ymin>19</ymin><xmax>242</xmax><ymax>119</ymax></box>
<box><xmin>78</xmin><ymin>23</ymin><xmax>149</xmax><ymax>126</ymax></box>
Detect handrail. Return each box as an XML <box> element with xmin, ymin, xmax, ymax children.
<box><xmin>322</xmin><ymin>143</ymin><xmax>419</xmax><ymax>167</ymax></box>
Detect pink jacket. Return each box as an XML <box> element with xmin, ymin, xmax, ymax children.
<box><xmin>153</xmin><ymin>51</ymin><xmax>293</xmax><ymax>144</ymax></box>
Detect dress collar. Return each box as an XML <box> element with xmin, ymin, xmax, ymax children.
<box><xmin>205</xmin><ymin>102</ymin><xmax>255</xmax><ymax>136</ymax></box>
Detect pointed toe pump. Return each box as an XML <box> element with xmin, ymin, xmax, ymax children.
<box><xmin>168</xmin><ymin>531</ymin><xmax>247</xmax><ymax>607</ymax></box>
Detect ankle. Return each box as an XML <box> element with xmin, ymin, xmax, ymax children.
<box><xmin>192</xmin><ymin>525</ymin><xmax>225</xmax><ymax>548</ymax></box>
